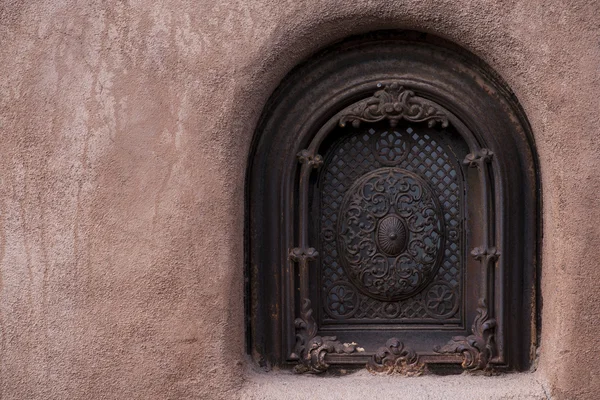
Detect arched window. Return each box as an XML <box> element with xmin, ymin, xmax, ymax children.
<box><xmin>247</xmin><ymin>32</ymin><xmax>538</xmax><ymax>374</ymax></box>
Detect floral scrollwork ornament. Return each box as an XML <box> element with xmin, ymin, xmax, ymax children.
<box><xmin>367</xmin><ymin>338</ymin><xmax>425</xmax><ymax>375</ymax></box>
<box><xmin>291</xmin><ymin>299</ymin><xmax>360</xmax><ymax>373</ymax></box>
<box><xmin>433</xmin><ymin>299</ymin><xmax>497</xmax><ymax>372</ymax></box>
<box><xmin>339</xmin><ymin>82</ymin><xmax>449</xmax><ymax>129</ymax></box>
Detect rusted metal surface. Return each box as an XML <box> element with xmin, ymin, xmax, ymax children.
<box><xmin>247</xmin><ymin>32</ymin><xmax>537</xmax><ymax>374</ymax></box>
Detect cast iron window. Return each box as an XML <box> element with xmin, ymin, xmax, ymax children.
<box><xmin>247</xmin><ymin>32</ymin><xmax>538</xmax><ymax>374</ymax></box>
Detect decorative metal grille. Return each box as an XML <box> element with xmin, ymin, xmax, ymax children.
<box><xmin>249</xmin><ymin>36</ymin><xmax>538</xmax><ymax>374</ymax></box>
<box><xmin>318</xmin><ymin>126</ymin><xmax>463</xmax><ymax>325</ymax></box>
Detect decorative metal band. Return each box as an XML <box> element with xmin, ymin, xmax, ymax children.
<box><xmin>339</xmin><ymin>82</ymin><xmax>449</xmax><ymax>129</ymax></box>
<box><xmin>367</xmin><ymin>338</ymin><xmax>425</xmax><ymax>375</ymax></box>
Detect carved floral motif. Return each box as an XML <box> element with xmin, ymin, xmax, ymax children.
<box><xmin>292</xmin><ymin>299</ymin><xmax>360</xmax><ymax>373</ymax></box>
<box><xmin>424</xmin><ymin>282</ymin><xmax>458</xmax><ymax>318</ymax></box>
<box><xmin>367</xmin><ymin>338</ymin><xmax>424</xmax><ymax>375</ymax></box>
<box><xmin>339</xmin><ymin>83</ymin><xmax>449</xmax><ymax>129</ymax></box>
<box><xmin>326</xmin><ymin>283</ymin><xmax>359</xmax><ymax>318</ymax></box>
<box><xmin>372</xmin><ymin>130</ymin><xmax>410</xmax><ymax>165</ymax></box>
<box><xmin>433</xmin><ymin>299</ymin><xmax>496</xmax><ymax>371</ymax></box>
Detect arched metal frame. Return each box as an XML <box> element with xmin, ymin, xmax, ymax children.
<box><xmin>247</xmin><ymin>32</ymin><xmax>538</xmax><ymax>374</ymax></box>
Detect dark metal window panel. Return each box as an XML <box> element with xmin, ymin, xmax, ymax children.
<box><xmin>247</xmin><ymin>31</ymin><xmax>539</xmax><ymax>375</ymax></box>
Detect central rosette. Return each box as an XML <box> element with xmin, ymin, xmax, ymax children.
<box><xmin>376</xmin><ymin>215</ymin><xmax>408</xmax><ymax>256</ymax></box>
<box><xmin>337</xmin><ymin>168</ymin><xmax>444</xmax><ymax>301</ymax></box>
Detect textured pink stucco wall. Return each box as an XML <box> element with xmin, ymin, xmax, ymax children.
<box><xmin>0</xmin><ymin>1</ymin><xmax>599</xmax><ymax>399</ymax></box>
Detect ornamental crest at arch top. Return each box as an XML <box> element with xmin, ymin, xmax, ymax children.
<box><xmin>337</xmin><ymin>168</ymin><xmax>445</xmax><ymax>301</ymax></box>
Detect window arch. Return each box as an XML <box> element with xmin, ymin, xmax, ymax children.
<box><xmin>247</xmin><ymin>32</ymin><xmax>538</xmax><ymax>374</ymax></box>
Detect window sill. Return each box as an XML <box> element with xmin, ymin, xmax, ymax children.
<box><xmin>240</xmin><ymin>369</ymin><xmax>548</xmax><ymax>400</ymax></box>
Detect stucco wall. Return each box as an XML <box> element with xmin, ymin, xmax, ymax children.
<box><xmin>0</xmin><ymin>1</ymin><xmax>599</xmax><ymax>399</ymax></box>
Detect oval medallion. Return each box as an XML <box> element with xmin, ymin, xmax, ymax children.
<box><xmin>337</xmin><ymin>168</ymin><xmax>444</xmax><ymax>301</ymax></box>
<box><xmin>376</xmin><ymin>215</ymin><xmax>407</xmax><ymax>256</ymax></box>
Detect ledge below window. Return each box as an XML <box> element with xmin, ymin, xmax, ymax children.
<box><xmin>240</xmin><ymin>370</ymin><xmax>549</xmax><ymax>400</ymax></box>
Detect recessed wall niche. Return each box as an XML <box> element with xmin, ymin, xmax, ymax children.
<box><xmin>247</xmin><ymin>31</ymin><xmax>538</xmax><ymax>374</ymax></box>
